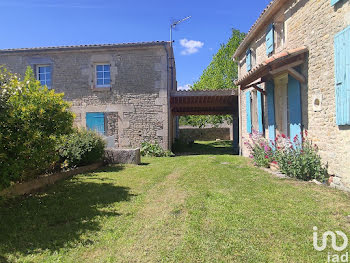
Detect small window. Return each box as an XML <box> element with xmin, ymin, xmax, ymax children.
<box><xmin>96</xmin><ymin>64</ymin><xmax>111</xmax><ymax>88</ymax></box>
<box><xmin>36</xmin><ymin>65</ymin><xmax>52</xmax><ymax>88</ymax></box>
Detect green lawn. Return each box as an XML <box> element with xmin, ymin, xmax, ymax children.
<box><xmin>1</xmin><ymin>141</ymin><xmax>350</xmax><ymax>262</ymax></box>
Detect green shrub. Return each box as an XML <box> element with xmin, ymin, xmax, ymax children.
<box><xmin>274</xmin><ymin>132</ymin><xmax>328</xmax><ymax>182</ymax></box>
<box><xmin>0</xmin><ymin>66</ymin><xmax>74</xmax><ymax>189</ymax></box>
<box><xmin>140</xmin><ymin>141</ymin><xmax>173</xmax><ymax>157</ymax></box>
<box><xmin>57</xmin><ymin>129</ymin><xmax>106</xmax><ymax>168</ymax></box>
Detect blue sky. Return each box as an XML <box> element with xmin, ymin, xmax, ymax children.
<box><xmin>0</xmin><ymin>0</ymin><xmax>271</xmax><ymax>90</ymax></box>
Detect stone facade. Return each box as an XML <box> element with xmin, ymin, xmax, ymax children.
<box><xmin>235</xmin><ymin>0</ymin><xmax>350</xmax><ymax>188</ymax></box>
<box><xmin>0</xmin><ymin>42</ymin><xmax>176</xmax><ymax>150</ymax></box>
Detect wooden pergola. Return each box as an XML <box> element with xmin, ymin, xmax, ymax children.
<box><xmin>170</xmin><ymin>89</ymin><xmax>239</xmax><ymax>153</ymax></box>
<box><xmin>170</xmin><ymin>89</ymin><xmax>238</xmax><ymax>116</ymax></box>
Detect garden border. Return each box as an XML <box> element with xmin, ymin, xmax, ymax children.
<box><xmin>0</xmin><ymin>162</ymin><xmax>104</xmax><ymax>198</ymax></box>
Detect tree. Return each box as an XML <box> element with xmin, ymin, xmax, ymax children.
<box><xmin>180</xmin><ymin>28</ymin><xmax>245</xmax><ymax>127</ymax></box>
<box><xmin>0</xmin><ymin>66</ymin><xmax>74</xmax><ymax>189</ymax></box>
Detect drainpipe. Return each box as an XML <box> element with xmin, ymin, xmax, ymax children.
<box><xmin>163</xmin><ymin>43</ymin><xmax>172</xmax><ymax>150</ymax></box>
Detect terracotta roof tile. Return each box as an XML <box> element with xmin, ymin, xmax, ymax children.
<box><xmin>235</xmin><ymin>46</ymin><xmax>308</xmax><ymax>85</ymax></box>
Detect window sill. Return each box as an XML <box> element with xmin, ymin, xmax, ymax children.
<box><xmin>92</xmin><ymin>86</ymin><xmax>111</xmax><ymax>92</ymax></box>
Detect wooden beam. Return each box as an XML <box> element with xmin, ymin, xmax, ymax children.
<box><xmin>269</xmin><ymin>59</ymin><xmax>304</xmax><ymax>75</ymax></box>
<box><xmin>287</xmin><ymin>68</ymin><xmax>306</xmax><ymax>84</ymax></box>
<box><xmin>173</xmin><ymin>111</ymin><xmax>234</xmax><ymax>116</ymax></box>
<box><xmin>240</xmin><ymin>79</ymin><xmax>265</xmax><ymax>90</ymax></box>
<box><xmin>171</xmin><ymin>103</ymin><xmax>233</xmax><ymax>109</ymax></box>
<box><xmin>252</xmin><ymin>85</ymin><xmax>266</xmax><ymax>95</ymax></box>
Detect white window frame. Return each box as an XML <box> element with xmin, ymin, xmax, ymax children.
<box><xmin>36</xmin><ymin>65</ymin><xmax>52</xmax><ymax>89</ymax></box>
<box><xmin>95</xmin><ymin>63</ymin><xmax>111</xmax><ymax>88</ymax></box>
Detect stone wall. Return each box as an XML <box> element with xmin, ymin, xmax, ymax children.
<box><xmin>0</xmin><ymin>43</ymin><xmax>174</xmax><ymax>150</ymax></box>
<box><xmin>179</xmin><ymin>127</ymin><xmax>231</xmax><ymax>142</ymax></box>
<box><xmin>237</xmin><ymin>0</ymin><xmax>350</xmax><ymax>187</ymax></box>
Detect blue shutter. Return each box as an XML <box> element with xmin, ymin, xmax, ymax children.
<box><xmin>246</xmin><ymin>91</ymin><xmax>252</xmax><ymax>134</ymax></box>
<box><xmin>257</xmin><ymin>89</ymin><xmax>264</xmax><ymax>134</ymax></box>
<box><xmin>334</xmin><ymin>26</ymin><xmax>350</xmax><ymax>125</ymax></box>
<box><xmin>266</xmin><ymin>23</ymin><xmax>274</xmax><ymax>55</ymax></box>
<box><xmin>246</xmin><ymin>49</ymin><xmax>252</xmax><ymax>71</ymax></box>
<box><xmin>288</xmin><ymin>75</ymin><xmax>302</xmax><ymax>142</ymax></box>
<box><xmin>331</xmin><ymin>0</ymin><xmax>341</xmax><ymax>6</ymax></box>
<box><xmin>86</xmin><ymin>112</ymin><xmax>105</xmax><ymax>135</ymax></box>
<box><xmin>266</xmin><ymin>80</ymin><xmax>275</xmax><ymax>142</ymax></box>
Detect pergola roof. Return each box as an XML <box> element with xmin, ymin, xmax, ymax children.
<box><xmin>170</xmin><ymin>90</ymin><xmax>238</xmax><ymax>116</ymax></box>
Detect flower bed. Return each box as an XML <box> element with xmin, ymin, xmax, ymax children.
<box><xmin>244</xmin><ymin>130</ymin><xmax>328</xmax><ymax>182</ymax></box>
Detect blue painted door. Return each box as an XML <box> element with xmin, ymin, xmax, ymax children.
<box><xmin>257</xmin><ymin>89</ymin><xmax>264</xmax><ymax>133</ymax></box>
<box><xmin>288</xmin><ymin>75</ymin><xmax>302</xmax><ymax>142</ymax></box>
<box><xmin>86</xmin><ymin>112</ymin><xmax>105</xmax><ymax>135</ymax></box>
<box><xmin>266</xmin><ymin>80</ymin><xmax>275</xmax><ymax>142</ymax></box>
<box><xmin>331</xmin><ymin>0</ymin><xmax>341</xmax><ymax>6</ymax></box>
<box><xmin>246</xmin><ymin>91</ymin><xmax>252</xmax><ymax>134</ymax></box>
<box><xmin>334</xmin><ymin>25</ymin><xmax>350</xmax><ymax>125</ymax></box>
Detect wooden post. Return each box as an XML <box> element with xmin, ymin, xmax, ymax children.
<box><xmin>233</xmin><ymin>115</ymin><xmax>239</xmax><ymax>154</ymax></box>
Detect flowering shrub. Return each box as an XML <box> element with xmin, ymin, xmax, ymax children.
<box><xmin>245</xmin><ymin>130</ymin><xmax>328</xmax><ymax>182</ymax></box>
<box><xmin>0</xmin><ymin>66</ymin><xmax>74</xmax><ymax>189</ymax></box>
<box><xmin>244</xmin><ymin>130</ymin><xmax>274</xmax><ymax>167</ymax></box>
<box><xmin>274</xmin><ymin>131</ymin><xmax>328</xmax><ymax>182</ymax></box>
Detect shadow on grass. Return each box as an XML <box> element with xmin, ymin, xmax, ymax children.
<box><xmin>173</xmin><ymin>140</ymin><xmax>235</xmax><ymax>156</ymax></box>
<box><xmin>0</xmin><ymin>177</ymin><xmax>134</xmax><ymax>257</ymax></box>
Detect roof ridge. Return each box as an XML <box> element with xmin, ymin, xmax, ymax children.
<box><xmin>0</xmin><ymin>41</ymin><xmax>170</xmax><ymax>52</ymax></box>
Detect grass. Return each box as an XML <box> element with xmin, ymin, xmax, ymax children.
<box><xmin>1</xmin><ymin>141</ymin><xmax>350</xmax><ymax>262</ymax></box>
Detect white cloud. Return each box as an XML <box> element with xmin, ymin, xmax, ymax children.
<box><xmin>178</xmin><ymin>84</ymin><xmax>192</xmax><ymax>91</ymax></box>
<box><xmin>179</xmin><ymin>39</ymin><xmax>204</xmax><ymax>55</ymax></box>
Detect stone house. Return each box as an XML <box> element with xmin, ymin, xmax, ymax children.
<box><xmin>0</xmin><ymin>41</ymin><xmax>177</xmax><ymax>150</ymax></box>
<box><xmin>234</xmin><ymin>0</ymin><xmax>350</xmax><ymax>189</ymax></box>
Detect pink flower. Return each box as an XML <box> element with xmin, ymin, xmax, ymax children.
<box><xmin>293</xmin><ymin>135</ymin><xmax>298</xmax><ymax>142</ymax></box>
<box><xmin>281</xmin><ymin>134</ymin><xmax>287</xmax><ymax>139</ymax></box>
<box><xmin>305</xmin><ymin>130</ymin><xmax>308</xmax><ymax>136</ymax></box>
<box><xmin>265</xmin><ymin>155</ymin><xmax>269</xmax><ymax>159</ymax></box>
<box><xmin>271</xmin><ymin>161</ymin><xmax>277</xmax><ymax>164</ymax></box>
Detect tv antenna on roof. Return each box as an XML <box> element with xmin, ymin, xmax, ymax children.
<box><xmin>170</xmin><ymin>16</ymin><xmax>191</xmax><ymax>47</ymax></box>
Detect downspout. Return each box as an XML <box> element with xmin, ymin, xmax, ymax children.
<box><xmin>238</xmin><ymin>85</ymin><xmax>242</xmax><ymax>155</ymax></box>
<box><xmin>163</xmin><ymin>43</ymin><xmax>171</xmax><ymax>150</ymax></box>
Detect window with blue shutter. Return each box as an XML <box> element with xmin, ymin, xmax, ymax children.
<box><xmin>86</xmin><ymin>112</ymin><xmax>105</xmax><ymax>135</ymax></box>
<box><xmin>246</xmin><ymin>91</ymin><xmax>252</xmax><ymax>133</ymax></box>
<box><xmin>334</xmin><ymin>25</ymin><xmax>350</xmax><ymax>125</ymax></box>
<box><xmin>331</xmin><ymin>0</ymin><xmax>341</xmax><ymax>6</ymax></box>
<box><xmin>257</xmin><ymin>89</ymin><xmax>264</xmax><ymax>134</ymax></box>
<box><xmin>266</xmin><ymin>23</ymin><xmax>274</xmax><ymax>55</ymax></box>
<box><xmin>266</xmin><ymin>80</ymin><xmax>276</xmax><ymax>142</ymax></box>
<box><xmin>246</xmin><ymin>49</ymin><xmax>252</xmax><ymax>71</ymax></box>
<box><xmin>288</xmin><ymin>75</ymin><xmax>302</xmax><ymax>141</ymax></box>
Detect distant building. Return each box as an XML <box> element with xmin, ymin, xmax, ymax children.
<box><xmin>234</xmin><ymin>0</ymin><xmax>350</xmax><ymax>189</ymax></box>
<box><xmin>0</xmin><ymin>41</ymin><xmax>177</xmax><ymax>150</ymax></box>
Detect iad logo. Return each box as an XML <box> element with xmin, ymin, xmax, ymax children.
<box><xmin>313</xmin><ymin>226</ymin><xmax>349</xmax><ymax>262</ymax></box>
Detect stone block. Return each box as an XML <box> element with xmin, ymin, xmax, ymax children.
<box><xmin>104</xmin><ymin>148</ymin><xmax>141</xmax><ymax>165</ymax></box>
